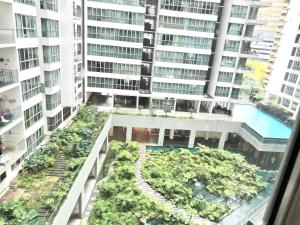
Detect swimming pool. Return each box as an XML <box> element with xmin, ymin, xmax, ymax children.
<box><xmin>233</xmin><ymin>104</ymin><xmax>291</xmax><ymax>139</ymax></box>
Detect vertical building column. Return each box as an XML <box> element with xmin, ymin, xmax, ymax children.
<box><xmin>173</xmin><ymin>99</ymin><xmax>177</xmax><ymax>112</ymax></box>
<box><xmin>78</xmin><ymin>192</ymin><xmax>84</xmax><ymax>218</ymax></box>
<box><xmin>126</xmin><ymin>126</ymin><xmax>132</xmax><ymax>141</ymax></box>
<box><xmin>136</xmin><ymin>97</ymin><xmax>139</xmax><ymax>109</ymax></box>
<box><xmin>205</xmin><ymin>131</ymin><xmax>210</xmax><ymax>140</ymax></box>
<box><xmin>207</xmin><ymin>0</ymin><xmax>233</xmax><ymax>97</ymax></box>
<box><xmin>111</xmin><ymin>94</ymin><xmax>114</xmax><ymax>109</ymax></box>
<box><xmin>169</xmin><ymin>129</ymin><xmax>174</xmax><ymax>139</ymax></box>
<box><xmin>188</xmin><ymin>130</ymin><xmax>196</xmax><ymax>148</ymax></box>
<box><xmin>218</xmin><ymin>132</ymin><xmax>228</xmax><ymax>149</ymax></box>
<box><xmin>109</xmin><ymin>127</ymin><xmax>113</xmax><ymax>136</ymax></box>
<box><xmin>196</xmin><ymin>101</ymin><xmax>201</xmax><ymax>113</ymax></box>
<box><xmin>158</xmin><ymin>128</ymin><xmax>165</xmax><ymax>146</ymax></box>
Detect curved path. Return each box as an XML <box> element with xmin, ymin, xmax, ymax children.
<box><xmin>135</xmin><ymin>144</ymin><xmax>215</xmax><ymax>225</ymax></box>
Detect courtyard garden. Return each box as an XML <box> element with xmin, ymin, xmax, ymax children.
<box><xmin>0</xmin><ymin>106</ymin><xmax>108</xmax><ymax>225</ymax></box>
<box><xmin>88</xmin><ymin>141</ymin><xmax>190</xmax><ymax>225</ymax></box>
<box><xmin>142</xmin><ymin>146</ymin><xmax>269</xmax><ymax>223</ymax></box>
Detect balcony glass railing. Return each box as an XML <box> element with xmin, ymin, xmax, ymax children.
<box><xmin>0</xmin><ymin>69</ymin><xmax>18</xmax><ymax>88</ymax></box>
<box><xmin>0</xmin><ymin>29</ymin><xmax>15</xmax><ymax>45</ymax></box>
<box><xmin>0</xmin><ymin>106</ymin><xmax>22</xmax><ymax>129</ymax></box>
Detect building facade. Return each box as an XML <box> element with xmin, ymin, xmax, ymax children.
<box><xmin>85</xmin><ymin>0</ymin><xmax>267</xmax><ymax>113</ymax></box>
<box><xmin>0</xmin><ymin>0</ymin><xmax>84</xmax><ymax>196</ymax></box>
<box><xmin>267</xmin><ymin>0</ymin><xmax>300</xmax><ymax>119</ymax></box>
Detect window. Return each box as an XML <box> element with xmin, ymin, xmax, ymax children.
<box><xmin>14</xmin><ymin>0</ymin><xmax>35</xmax><ymax>6</ymax></box>
<box><xmin>18</xmin><ymin>48</ymin><xmax>39</xmax><ymax>71</ymax></box>
<box><xmin>227</xmin><ymin>23</ymin><xmax>244</xmax><ymax>36</ymax></box>
<box><xmin>87</xmin><ymin>44</ymin><xmax>142</xmax><ymax>60</ymax></box>
<box><xmin>218</xmin><ymin>72</ymin><xmax>233</xmax><ymax>83</ymax></box>
<box><xmin>231</xmin><ymin>88</ymin><xmax>240</xmax><ymax>99</ymax></box>
<box><xmin>24</xmin><ymin>102</ymin><xmax>43</xmax><ymax>129</ymax></box>
<box><xmin>159</xmin><ymin>16</ymin><xmax>216</xmax><ymax>33</ymax></box>
<box><xmin>295</xmin><ymin>34</ymin><xmax>300</xmax><ymax>43</ymax></box>
<box><xmin>154</xmin><ymin>67</ymin><xmax>207</xmax><ymax>80</ymax></box>
<box><xmin>156</xmin><ymin>51</ymin><xmax>210</xmax><ymax>65</ymax></box>
<box><xmin>44</xmin><ymin>69</ymin><xmax>60</xmax><ymax>87</ymax></box>
<box><xmin>215</xmin><ymin>86</ymin><xmax>230</xmax><ymax>97</ymax></box>
<box><xmin>285</xmin><ymin>86</ymin><xmax>294</xmax><ymax>96</ymax></box>
<box><xmin>284</xmin><ymin>73</ymin><xmax>289</xmax><ymax>81</ymax></box>
<box><xmin>15</xmin><ymin>14</ymin><xmax>37</xmax><ymax>38</ymax></box>
<box><xmin>152</xmin><ymin>99</ymin><xmax>175</xmax><ymax>110</ymax></box>
<box><xmin>47</xmin><ymin>111</ymin><xmax>62</xmax><ymax>131</ymax></box>
<box><xmin>43</xmin><ymin>45</ymin><xmax>60</xmax><ymax>63</ymax></box>
<box><xmin>21</xmin><ymin>76</ymin><xmax>40</xmax><ymax>101</ymax></box>
<box><xmin>87</xmin><ymin>76</ymin><xmax>140</xmax><ymax>90</ymax></box>
<box><xmin>46</xmin><ymin>91</ymin><xmax>61</xmax><ymax>110</ymax></box>
<box><xmin>89</xmin><ymin>0</ymin><xmax>144</xmax><ymax>6</ymax></box>
<box><xmin>288</xmin><ymin>73</ymin><xmax>298</xmax><ymax>83</ymax></box>
<box><xmin>224</xmin><ymin>40</ymin><xmax>240</xmax><ymax>52</ymax></box>
<box><xmin>158</xmin><ymin>34</ymin><xmax>213</xmax><ymax>49</ymax></box>
<box><xmin>87</xmin><ymin>26</ymin><xmax>143</xmax><ymax>43</ymax></box>
<box><xmin>292</xmin><ymin>61</ymin><xmax>300</xmax><ymax>71</ymax></box>
<box><xmin>281</xmin><ymin>98</ymin><xmax>291</xmax><ymax>107</ymax></box>
<box><xmin>248</xmin><ymin>7</ymin><xmax>258</xmax><ymax>20</ymax></box>
<box><xmin>160</xmin><ymin>0</ymin><xmax>219</xmax><ymax>15</ymax></box>
<box><xmin>152</xmin><ymin>82</ymin><xmax>204</xmax><ymax>95</ymax></box>
<box><xmin>291</xmin><ymin>102</ymin><xmax>298</xmax><ymax>111</ymax></box>
<box><xmin>87</xmin><ymin>7</ymin><xmax>144</xmax><ymax>25</ymax></box>
<box><xmin>87</xmin><ymin>60</ymin><xmax>141</xmax><ymax>75</ymax></box>
<box><xmin>40</xmin><ymin>0</ymin><xmax>58</xmax><ymax>11</ymax></box>
<box><xmin>221</xmin><ymin>56</ymin><xmax>236</xmax><ymax>68</ymax></box>
<box><xmin>281</xmin><ymin>84</ymin><xmax>286</xmax><ymax>93</ymax></box>
<box><xmin>41</xmin><ymin>18</ymin><xmax>59</xmax><ymax>37</ymax></box>
<box><xmin>231</xmin><ymin>5</ymin><xmax>247</xmax><ymax>18</ymax></box>
<box><xmin>26</xmin><ymin>126</ymin><xmax>44</xmax><ymax>154</ymax></box>
<box><xmin>295</xmin><ymin>89</ymin><xmax>300</xmax><ymax>99</ymax></box>
<box><xmin>245</xmin><ymin>25</ymin><xmax>254</xmax><ymax>37</ymax></box>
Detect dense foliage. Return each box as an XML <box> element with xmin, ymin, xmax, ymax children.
<box><xmin>142</xmin><ymin>147</ymin><xmax>266</xmax><ymax>222</ymax></box>
<box><xmin>0</xmin><ymin>106</ymin><xmax>107</xmax><ymax>224</ymax></box>
<box><xmin>89</xmin><ymin>141</ymin><xmax>190</xmax><ymax>225</ymax></box>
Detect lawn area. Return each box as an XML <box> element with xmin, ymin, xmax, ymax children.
<box><xmin>88</xmin><ymin>141</ymin><xmax>190</xmax><ymax>225</ymax></box>
<box><xmin>142</xmin><ymin>146</ymin><xmax>267</xmax><ymax>222</ymax></box>
<box><xmin>0</xmin><ymin>106</ymin><xmax>108</xmax><ymax>225</ymax></box>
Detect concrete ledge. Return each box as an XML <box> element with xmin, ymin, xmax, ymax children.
<box><xmin>52</xmin><ymin>116</ymin><xmax>112</xmax><ymax>225</ymax></box>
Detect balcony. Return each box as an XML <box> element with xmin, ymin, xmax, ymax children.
<box><xmin>0</xmin><ymin>29</ymin><xmax>15</xmax><ymax>46</ymax></box>
<box><xmin>0</xmin><ymin>139</ymin><xmax>25</xmax><ymax>167</ymax></box>
<box><xmin>0</xmin><ymin>69</ymin><xmax>18</xmax><ymax>90</ymax></box>
<box><xmin>0</xmin><ymin>106</ymin><xmax>23</xmax><ymax>135</ymax></box>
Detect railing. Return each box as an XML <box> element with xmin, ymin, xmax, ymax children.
<box><xmin>241</xmin><ymin>123</ymin><xmax>288</xmax><ymax>144</ymax></box>
<box><xmin>237</xmin><ymin>65</ymin><xmax>252</xmax><ymax>71</ymax></box>
<box><xmin>0</xmin><ymin>69</ymin><xmax>18</xmax><ymax>88</ymax></box>
<box><xmin>0</xmin><ymin>29</ymin><xmax>15</xmax><ymax>45</ymax></box>
<box><xmin>43</xmin><ymin>56</ymin><xmax>60</xmax><ymax>64</ymax></box>
<box><xmin>0</xmin><ymin>139</ymin><xmax>26</xmax><ymax>166</ymax></box>
<box><xmin>74</xmin><ymin>32</ymin><xmax>82</xmax><ymax>40</ymax></box>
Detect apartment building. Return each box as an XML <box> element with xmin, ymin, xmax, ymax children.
<box><xmin>0</xmin><ymin>0</ymin><xmax>83</xmax><ymax>196</ymax></box>
<box><xmin>85</xmin><ymin>0</ymin><xmax>267</xmax><ymax>113</ymax></box>
<box><xmin>267</xmin><ymin>0</ymin><xmax>300</xmax><ymax>119</ymax></box>
<box><xmin>259</xmin><ymin>0</ymin><xmax>290</xmax><ymax>85</ymax></box>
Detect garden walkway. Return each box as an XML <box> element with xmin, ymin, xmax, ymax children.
<box><xmin>80</xmin><ymin>156</ymin><xmax>114</xmax><ymax>225</ymax></box>
<box><xmin>135</xmin><ymin>144</ymin><xmax>215</xmax><ymax>225</ymax></box>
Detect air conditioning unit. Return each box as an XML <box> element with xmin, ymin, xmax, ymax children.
<box><xmin>0</xmin><ymin>155</ymin><xmax>9</xmax><ymax>165</ymax></box>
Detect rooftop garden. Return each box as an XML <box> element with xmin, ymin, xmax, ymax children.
<box><xmin>142</xmin><ymin>146</ymin><xmax>267</xmax><ymax>222</ymax></box>
<box><xmin>88</xmin><ymin>141</ymin><xmax>190</xmax><ymax>225</ymax></box>
<box><xmin>0</xmin><ymin>106</ymin><xmax>108</xmax><ymax>225</ymax></box>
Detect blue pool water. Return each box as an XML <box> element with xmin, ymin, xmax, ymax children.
<box><xmin>233</xmin><ymin>104</ymin><xmax>291</xmax><ymax>139</ymax></box>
